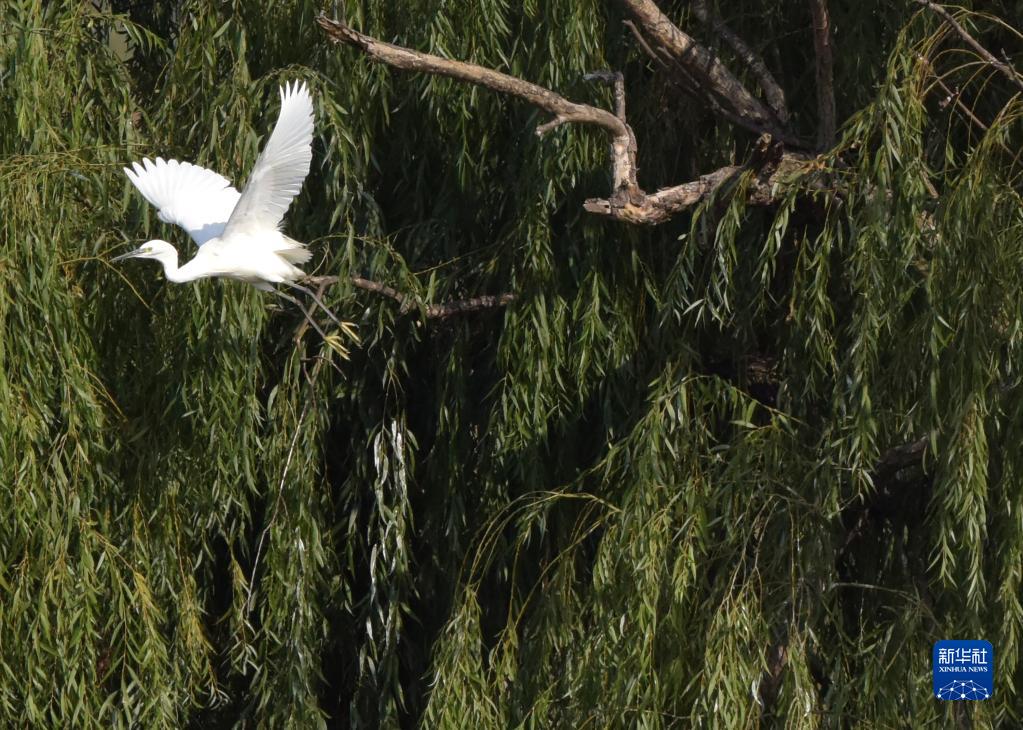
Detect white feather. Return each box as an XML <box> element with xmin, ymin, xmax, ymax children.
<box><xmin>123</xmin><ymin>157</ymin><xmax>240</xmax><ymax>246</ymax></box>
<box><xmin>223</xmin><ymin>80</ymin><xmax>314</xmax><ymax>237</ymax></box>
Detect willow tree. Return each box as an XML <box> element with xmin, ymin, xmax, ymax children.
<box><xmin>3</xmin><ymin>0</ymin><xmax>1023</xmax><ymax>726</ymax></box>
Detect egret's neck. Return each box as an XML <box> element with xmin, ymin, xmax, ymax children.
<box><xmin>153</xmin><ymin>248</ymin><xmax>187</xmax><ymax>283</ymax></box>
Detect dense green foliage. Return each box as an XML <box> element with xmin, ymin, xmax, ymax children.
<box><xmin>3</xmin><ymin>0</ymin><xmax>1023</xmax><ymax>726</ymax></box>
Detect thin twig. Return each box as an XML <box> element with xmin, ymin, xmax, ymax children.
<box><xmin>623</xmin><ymin>19</ymin><xmax>665</xmax><ymax>71</ymax></box>
<box><xmin>915</xmin><ymin>0</ymin><xmax>1023</xmax><ymax>94</ymax></box>
<box><xmin>305</xmin><ymin>275</ymin><xmax>516</xmax><ymax>319</ymax></box>
<box><xmin>917</xmin><ymin>53</ymin><xmax>989</xmax><ymax>131</ymax></box>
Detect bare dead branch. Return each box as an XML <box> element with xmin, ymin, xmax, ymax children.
<box><xmin>836</xmin><ymin>437</ymin><xmax>931</xmax><ymax>559</ymax></box>
<box><xmin>624</xmin><ymin>16</ymin><xmax>779</xmax><ymax>137</ymax></box>
<box><xmin>584</xmin><ymin>71</ymin><xmax>627</xmax><ymax>122</ymax></box>
<box><xmin>424</xmin><ymin>292</ymin><xmax>518</xmax><ymax>318</ymax></box>
<box><xmin>691</xmin><ymin>0</ymin><xmax>789</xmax><ymax>123</ymax></box>
<box><xmin>317</xmin><ymin>15</ymin><xmax>641</xmax><ymax>195</ymax></box>
<box><xmin>914</xmin><ymin>0</ymin><xmax>1023</xmax><ymax>94</ymax></box>
<box><xmin>616</xmin><ymin>0</ymin><xmax>793</xmax><ymax>142</ymax></box>
<box><xmin>318</xmin><ymin>12</ymin><xmax>811</xmax><ymax>224</ymax></box>
<box><xmin>757</xmin><ymin>641</ymin><xmax>789</xmax><ymax>715</ymax></box>
<box><xmin>315</xmin><ymin>19</ymin><xmax>622</xmax><ymax>137</ymax></box>
<box><xmin>348</xmin><ymin>276</ymin><xmax>404</xmax><ymax>304</ymax></box>
<box><xmin>585</xmin><ymin>148</ymin><xmax>810</xmax><ymax>224</ymax></box>
<box><xmin>875</xmin><ymin>438</ymin><xmax>928</xmax><ymax>480</ymax></box>
<box><xmin>304</xmin><ymin>275</ymin><xmax>516</xmax><ymax>320</ymax></box>
<box><xmin>809</xmin><ymin>0</ymin><xmax>837</xmax><ymax>150</ymax></box>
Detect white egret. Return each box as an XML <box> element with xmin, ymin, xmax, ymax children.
<box><xmin>114</xmin><ymin>81</ymin><xmax>339</xmax><ymax>334</ymax></box>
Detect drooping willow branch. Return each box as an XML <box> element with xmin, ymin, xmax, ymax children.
<box><xmin>304</xmin><ymin>275</ymin><xmax>516</xmax><ymax>320</ymax></box>
<box><xmin>317</xmin><ymin>13</ymin><xmax>810</xmax><ymax>225</ymax></box>
<box><xmin>914</xmin><ymin>0</ymin><xmax>1023</xmax><ymax>94</ymax></box>
<box><xmin>917</xmin><ymin>53</ymin><xmax>989</xmax><ymax>131</ymax></box>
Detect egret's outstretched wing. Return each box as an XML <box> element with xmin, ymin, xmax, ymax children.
<box><xmin>124</xmin><ymin>157</ymin><xmax>241</xmax><ymax>246</ymax></box>
<box><xmin>223</xmin><ymin>81</ymin><xmax>314</xmax><ymax>237</ymax></box>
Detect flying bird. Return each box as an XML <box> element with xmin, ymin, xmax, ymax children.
<box><xmin>114</xmin><ymin>81</ymin><xmax>338</xmax><ymax>334</ymax></box>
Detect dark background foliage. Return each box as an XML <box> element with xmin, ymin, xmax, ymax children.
<box><xmin>2</xmin><ymin>0</ymin><xmax>1023</xmax><ymax>726</ymax></box>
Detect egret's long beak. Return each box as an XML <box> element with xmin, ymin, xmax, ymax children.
<box><xmin>111</xmin><ymin>247</ymin><xmax>143</xmax><ymax>263</ymax></box>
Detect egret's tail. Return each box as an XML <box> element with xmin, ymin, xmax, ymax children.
<box><xmin>277</xmin><ymin>234</ymin><xmax>312</xmax><ymax>265</ymax></box>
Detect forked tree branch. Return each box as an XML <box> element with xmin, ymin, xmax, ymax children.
<box><xmin>616</xmin><ymin>0</ymin><xmax>794</xmax><ymax>142</ymax></box>
<box><xmin>305</xmin><ymin>275</ymin><xmax>516</xmax><ymax>320</ymax></box>
<box><xmin>809</xmin><ymin>0</ymin><xmax>837</xmax><ymax>150</ymax></box>
<box><xmin>581</xmin><ymin>153</ymin><xmax>805</xmax><ymax>220</ymax></box>
<box><xmin>316</xmin><ymin>15</ymin><xmax>641</xmax><ymax>195</ymax></box>
<box><xmin>318</xmin><ymin>13</ymin><xmax>810</xmax><ymax>225</ymax></box>
<box><xmin>691</xmin><ymin>0</ymin><xmax>789</xmax><ymax>124</ymax></box>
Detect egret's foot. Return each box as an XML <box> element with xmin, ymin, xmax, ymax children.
<box><xmin>273</xmin><ymin>289</ymin><xmax>330</xmax><ymax>341</ymax></box>
<box><xmin>282</xmin><ymin>280</ymin><xmax>345</xmax><ymax>329</ymax></box>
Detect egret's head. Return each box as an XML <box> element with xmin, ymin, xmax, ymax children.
<box><xmin>111</xmin><ymin>239</ymin><xmax>176</xmax><ymax>263</ymax></box>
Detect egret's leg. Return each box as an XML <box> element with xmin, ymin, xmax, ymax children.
<box><xmin>273</xmin><ymin>289</ymin><xmax>330</xmax><ymax>341</ymax></box>
<box><xmin>281</xmin><ymin>280</ymin><xmax>344</xmax><ymax>329</ymax></box>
